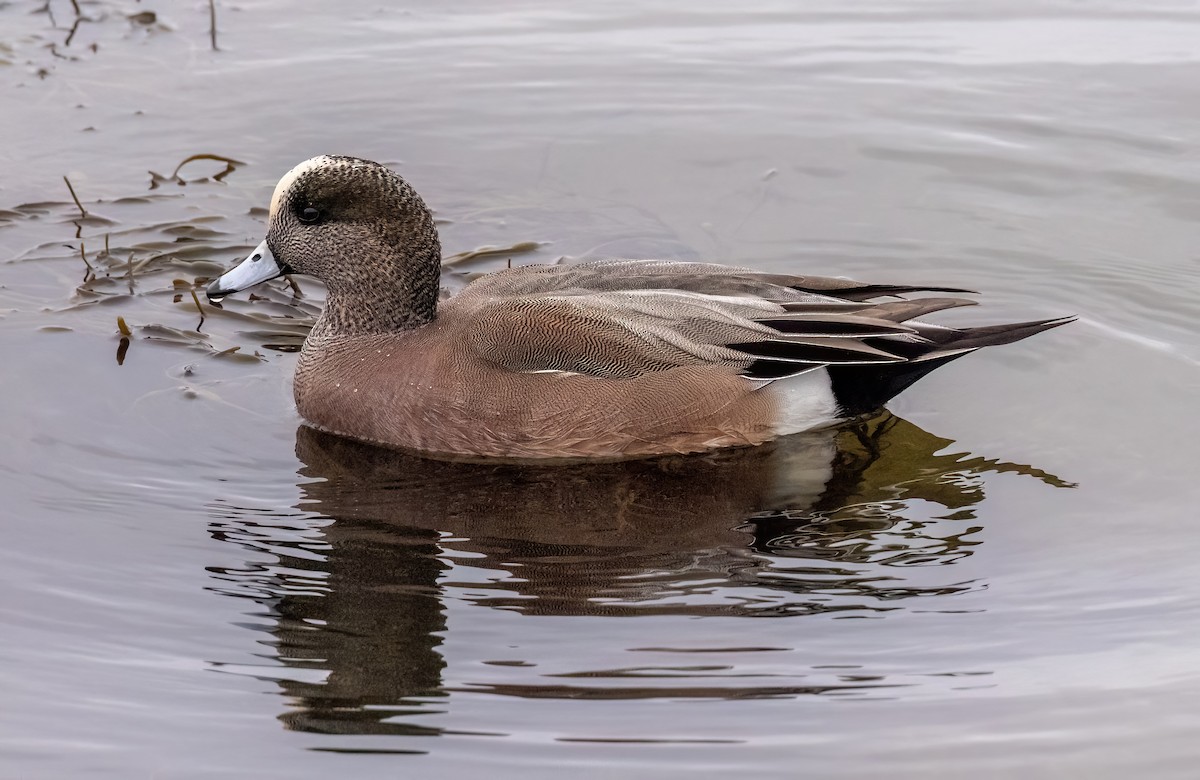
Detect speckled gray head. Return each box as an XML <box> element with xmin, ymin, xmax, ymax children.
<box><xmin>207</xmin><ymin>155</ymin><xmax>442</xmax><ymax>334</ymax></box>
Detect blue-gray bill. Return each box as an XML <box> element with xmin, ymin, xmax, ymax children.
<box><xmin>206</xmin><ymin>240</ymin><xmax>285</xmax><ymax>302</ymax></box>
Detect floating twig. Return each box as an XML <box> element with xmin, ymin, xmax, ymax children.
<box><xmin>286</xmin><ymin>275</ymin><xmax>304</xmax><ymax>297</ymax></box>
<box><xmin>169</xmin><ymin>153</ymin><xmax>244</xmax><ymax>182</ymax></box>
<box><xmin>78</xmin><ymin>241</ymin><xmax>94</xmax><ymax>280</ymax></box>
<box><xmin>209</xmin><ymin>0</ymin><xmax>218</xmax><ymax>51</ymax></box>
<box><xmin>63</xmin><ymin>0</ymin><xmax>89</xmax><ymax>49</ymax></box>
<box><xmin>63</xmin><ymin>175</ymin><xmax>87</xmax><ymax>218</ymax></box>
<box><xmin>64</xmin><ymin>19</ymin><xmax>81</xmax><ymax>47</ymax></box>
<box><xmin>189</xmin><ymin>289</ymin><xmax>206</xmax><ymax>331</ymax></box>
<box><xmin>37</xmin><ymin>2</ymin><xmax>58</xmax><ymax>28</ymax></box>
<box><xmin>126</xmin><ymin>252</ymin><xmax>135</xmax><ymax>294</ymax></box>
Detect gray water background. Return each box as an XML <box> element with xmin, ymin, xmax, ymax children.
<box><xmin>1</xmin><ymin>1</ymin><xmax>1198</xmax><ymax>777</ymax></box>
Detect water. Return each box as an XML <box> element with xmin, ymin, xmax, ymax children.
<box><xmin>2</xmin><ymin>1</ymin><xmax>1198</xmax><ymax>777</ymax></box>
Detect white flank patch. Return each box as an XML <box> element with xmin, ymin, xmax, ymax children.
<box><xmin>268</xmin><ymin>156</ymin><xmax>334</xmax><ymax>221</ymax></box>
<box><xmin>766</xmin><ymin>368</ymin><xmax>840</xmax><ymax>436</ymax></box>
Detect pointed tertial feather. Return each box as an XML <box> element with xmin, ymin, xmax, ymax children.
<box><xmin>777</xmin><ymin>301</ymin><xmax>877</xmax><ymax>314</ymax></box>
<box><xmin>751</xmin><ymin>273</ymin><xmax>978</xmax><ymax>301</ymax></box>
<box><xmin>837</xmin><ymin>284</ymin><xmax>978</xmax><ymax>301</ymax></box>
<box><xmin>727</xmin><ymin>335</ymin><xmax>905</xmax><ymax>365</ymax></box>
<box><xmin>853</xmin><ymin>297</ymin><xmax>980</xmax><ymax>322</ymax></box>
<box><xmin>794</xmin><ymin>282</ymin><xmax>979</xmax><ymax>301</ymax></box>
<box><xmin>753</xmin><ymin>312</ymin><xmax>917</xmax><ymax>338</ymax></box>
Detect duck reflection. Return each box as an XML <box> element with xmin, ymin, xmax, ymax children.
<box><xmin>206</xmin><ymin>413</ymin><xmax>1069</xmax><ymax>735</ymax></box>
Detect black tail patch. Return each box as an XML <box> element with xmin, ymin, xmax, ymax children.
<box><xmin>828</xmin><ymin>353</ymin><xmax>968</xmax><ymax>416</ymax></box>
<box><xmin>827</xmin><ymin>316</ymin><xmax>1075</xmax><ymax>416</ymax></box>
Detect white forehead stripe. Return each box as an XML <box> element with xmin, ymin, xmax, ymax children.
<box><xmin>268</xmin><ymin>156</ymin><xmax>333</xmax><ymax>221</ymax></box>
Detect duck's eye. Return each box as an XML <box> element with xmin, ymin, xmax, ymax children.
<box><xmin>298</xmin><ymin>206</ymin><xmax>321</xmax><ymax>224</ymax></box>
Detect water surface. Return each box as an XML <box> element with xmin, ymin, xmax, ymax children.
<box><xmin>2</xmin><ymin>1</ymin><xmax>1198</xmax><ymax>778</ymax></box>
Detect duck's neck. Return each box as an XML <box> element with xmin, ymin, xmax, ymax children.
<box><xmin>309</xmin><ymin>235</ymin><xmax>442</xmax><ymax>340</ymax></box>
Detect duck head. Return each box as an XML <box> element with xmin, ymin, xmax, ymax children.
<box><xmin>207</xmin><ymin>155</ymin><xmax>442</xmax><ymax>334</ymax></box>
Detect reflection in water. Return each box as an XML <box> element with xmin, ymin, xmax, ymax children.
<box><xmin>206</xmin><ymin>414</ymin><xmax>1070</xmax><ymax>736</ymax></box>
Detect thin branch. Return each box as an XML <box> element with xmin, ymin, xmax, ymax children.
<box><xmin>64</xmin><ymin>16</ymin><xmax>82</xmax><ymax>47</ymax></box>
<box><xmin>189</xmin><ymin>289</ymin><xmax>206</xmax><ymax>331</ymax></box>
<box><xmin>208</xmin><ymin>0</ymin><xmax>218</xmax><ymax>51</ymax></box>
<box><xmin>38</xmin><ymin>2</ymin><xmax>58</xmax><ymax>29</ymax></box>
<box><xmin>169</xmin><ymin>153</ymin><xmax>243</xmax><ymax>181</ymax></box>
<box><xmin>78</xmin><ymin>241</ymin><xmax>94</xmax><ymax>280</ymax></box>
<box><xmin>63</xmin><ymin>175</ymin><xmax>87</xmax><ymax>218</ymax></box>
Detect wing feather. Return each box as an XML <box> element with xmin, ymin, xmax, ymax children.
<box><xmin>459</xmin><ymin>260</ymin><xmax>996</xmax><ymax>383</ymax></box>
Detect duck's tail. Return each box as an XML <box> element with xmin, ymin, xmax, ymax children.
<box><xmin>827</xmin><ymin>316</ymin><xmax>1075</xmax><ymax>416</ymax></box>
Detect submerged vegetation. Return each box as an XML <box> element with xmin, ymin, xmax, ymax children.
<box><xmin>28</xmin><ymin>0</ymin><xmax>219</xmax><ymax>69</ymax></box>
<box><xmin>3</xmin><ymin>152</ymin><xmax>543</xmax><ymax>368</ymax></box>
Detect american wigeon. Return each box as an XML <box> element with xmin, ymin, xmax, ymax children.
<box><xmin>207</xmin><ymin>155</ymin><xmax>1072</xmax><ymax>460</ymax></box>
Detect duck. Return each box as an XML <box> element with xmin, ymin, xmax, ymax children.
<box><xmin>207</xmin><ymin>155</ymin><xmax>1072</xmax><ymax>461</ymax></box>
